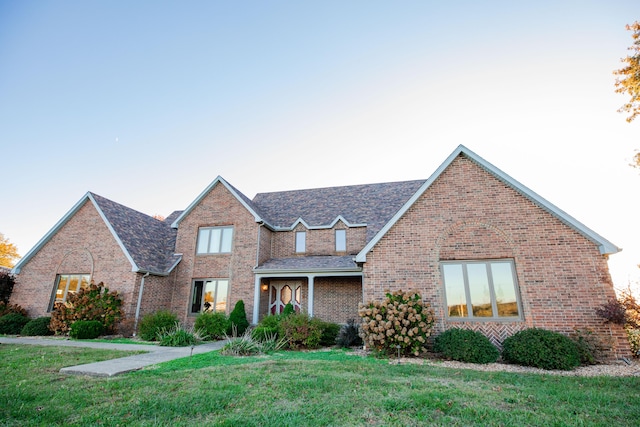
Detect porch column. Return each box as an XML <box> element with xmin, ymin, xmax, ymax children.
<box><xmin>307</xmin><ymin>275</ymin><xmax>314</xmax><ymax>317</ymax></box>
<box><xmin>253</xmin><ymin>274</ymin><xmax>262</xmax><ymax>324</ymax></box>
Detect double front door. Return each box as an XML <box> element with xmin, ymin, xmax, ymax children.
<box><xmin>269</xmin><ymin>282</ymin><xmax>301</xmax><ymax>314</ymax></box>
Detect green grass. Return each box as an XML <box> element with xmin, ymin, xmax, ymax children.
<box><xmin>1</xmin><ymin>345</ymin><xmax>639</xmax><ymax>426</ymax></box>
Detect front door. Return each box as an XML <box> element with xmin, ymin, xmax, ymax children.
<box><xmin>269</xmin><ymin>282</ymin><xmax>301</xmax><ymax>314</ymax></box>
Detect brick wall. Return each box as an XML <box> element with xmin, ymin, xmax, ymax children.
<box><xmin>313</xmin><ymin>277</ymin><xmax>362</xmax><ymax>323</ymax></box>
<box><xmin>363</xmin><ymin>154</ymin><xmax>629</xmax><ymax>357</ymax></box>
<box><xmin>11</xmin><ymin>200</ymin><xmax>139</xmax><ymax>319</ymax></box>
<box><xmin>171</xmin><ymin>183</ymin><xmax>259</xmax><ymax>325</ymax></box>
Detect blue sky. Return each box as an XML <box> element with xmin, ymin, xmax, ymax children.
<box><xmin>1</xmin><ymin>1</ymin><xmax>639</xmax><ymax>288</ymax></box>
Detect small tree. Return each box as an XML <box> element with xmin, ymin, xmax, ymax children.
<box><xmin>228</xmin><ymin>300</ymin><xmax>249</xmax><ymax>336</ymax></box>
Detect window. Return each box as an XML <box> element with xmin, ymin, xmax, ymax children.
<box><xmin>335</xmin><ymin>229</ymin><xmax>346</xmax><ymax>252</ymax></box>
<box><xmin>191</xmin><ymin>279</ymin><xmax>229</xmax><ymax>313</ymax></box>
<box><xmin>295</xmin><ymin>231</ymin><xmax>306</xmax><ymax>253</ymax></box>
<box><xmin>49</xmin><ymin>274</ymin><xmax>90</xmax><ymax>310</ymax></box>
<box><xmin>196</xmin><ymin>226</ymin><xmax>233</xmax><ymax>254</ymax></box>
<box><xmin>441</xmin><ymin>260</ymin><xmax>521</xmax><ymax>320</ymax></box>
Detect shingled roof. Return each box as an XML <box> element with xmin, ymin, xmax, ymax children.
<box><xmin>252</xmin><ymin>180</ymin><xmax>426</xmax><ymax>242</ymax></box>
<box><xmin>90</xmin><ymin>193</ymin><xmax>181</xmax><ymax>274</ymax></box>
<box><xmin>12</xmin><ymin>193</ymin><xmax>181</xmax><ymax>275</ymax></box>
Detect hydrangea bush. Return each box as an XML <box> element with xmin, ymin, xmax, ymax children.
<box><xmin>358</xmin><ymin>289</ymin><xmax>435</xmax><ymax>356</ymax></box>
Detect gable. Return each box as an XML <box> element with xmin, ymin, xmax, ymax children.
<box><xmin>355</xmin><ymin>145</ymin><xmax>620</xmax><ymax>262</ymax></box>
<box><xmin>13</xmin><ymin>192</ymin><xmax>181</xmax><ymax>275</ymax></box>
<box><xmin>171</xmin><ymin>176</ymin><xmax>263</xmax><ymax>228</ymax></box>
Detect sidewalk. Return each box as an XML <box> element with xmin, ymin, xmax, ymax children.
<box><xmin>0</xmin><ymin>336</ymin><xmax>226</xmax><ymax>377</ymax></box>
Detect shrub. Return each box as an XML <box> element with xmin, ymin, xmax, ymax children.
<box><xmin>282</xmin><ymin>302</ymin><xmax>295</xmax><ymax>317</ymax></box>
<box><xmin>194</xmin><ymin>311</ymin><xmax>228</xmax><ymax>340</ymax></box>
<box><xmin>221</xmin><ymin>329</ymin><xmax>287</xmax><ymax>356</ymax></box>
<box><xmin>137</xmin><ymin>310</ymin><xmax>179</xmax><ymax>341</ymax></box>
<box><xmin>358</xmin><ymin>289</ymin><xmax>435</xmax><ymax>357</ymax></box>
<box><xmin>595</xmin><ymin>299</ymin><xmax>627</xmax><ymax>325</ymax></box>
<box><xmin>317</xmin><ymin>320</ymin><xmax>340</xmax><ymax>347</ymax></box>
<box><xmin>278</xmin><ymin>312</ymin><xmax>323</xmax><ymax>350</ymax></box>
<box><xmin>0</xmin><ymin>312</ymin><xmax>30</xmax><ymax>334</ymax></box>
<box><xmin>627</xmin><ymin>328</ymin><xmax>640</xmax><ymax>357</ymax></box>
<box><xmin>50</xmin><ymin>282</ymin><xmax>123</xmax><ymax>334</ymax></box>
<box><xmin>502</xmin><ymin>328</ymin><xmax>581</xmax><ymax>370</ymax></box>
<box><xmin>0</xmin><ymin>302</ymin><xmax>27</xmax><ymax>317</ymax></box>
<box><xmin>252</xmin><ymin>326</ymin><xmax>279</xmax><ymax>341</ymax></box>
<box><xmin>157</xmin><ymin>324</ymin><xmax>204</xmax><ymax>347</ymax></box>
<box><xmin>569</xmin><ymin>328</ymin><xmax>612</xmax><ymax>365</ymax></box>
<box><xmin>228</xmin><ymin>300</ymin><xmax>249</xmax><ymax>336</ymax></box>
<box><xmin>336</xmin><ymin>318</ymin><xmax>363</xmax><ymax>348</ymax></box>
<box><xmin>21</xmin><ymin>317</ymin><xmax>53</xmax><ymax>336</ymax></box>
<box><xmin>433</xmin><ymin>328</ymin><xmax>500</xmax><ymax>364</ymax></box>
<box><xmin>69</xmin><ymin>320</ymin><xmax>104</xmax><ymax>339</ymax></box>
<box><xmin>0</xmin><ymin>271</ymin><xmax>15</xmax><ymax>304</ymax></box>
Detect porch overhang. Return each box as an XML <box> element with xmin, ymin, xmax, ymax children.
<box><xmin>252</xmin><ymin>256</ymin><xmax>363</xmax><ymax>323</ymax></box>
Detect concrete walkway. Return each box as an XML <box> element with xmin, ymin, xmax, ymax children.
<box><xmin>0</xmin><ymin>336</ymin><xmax>226</xmax><ymax>377</ymax></box>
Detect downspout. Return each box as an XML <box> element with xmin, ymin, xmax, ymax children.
<box><xmin>133</xmin><ymin>272</ymin><xmax>150</xmax><ymax>336</ymax></box>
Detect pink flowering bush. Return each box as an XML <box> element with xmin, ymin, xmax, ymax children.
<box><xmin>358</xmin><ymin>289</ymin><xmax>435</xmax><ymax>357</ymax></box>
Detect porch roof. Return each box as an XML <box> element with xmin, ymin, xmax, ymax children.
<box><xmin>255</xmin><ymin>256</ymin><xmax>361</xmax><ymax>274</ymax></box>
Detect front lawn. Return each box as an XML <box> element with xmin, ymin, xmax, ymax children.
<box><xmin>1</xmin><ymin>345</ymin><xmax>638</xmax><ymax>426</ymax></box>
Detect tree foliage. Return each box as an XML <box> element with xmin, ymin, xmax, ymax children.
<box><xmin>615</xmin><ymin>22</ymin><xmax>640</xmax><ymax>124</ymax></box>
<box><xmin>0</xmin><ymin>233</ymin><xmax>20</xmax><ymax>268</ymax></box>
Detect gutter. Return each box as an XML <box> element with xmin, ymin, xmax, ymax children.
<box><xmin>132</xmin><ymin>272</ymin><xmax>150</xmax><ymax>336</ymax></box>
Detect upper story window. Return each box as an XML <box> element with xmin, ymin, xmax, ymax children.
<box><xmin>441</xmin><ymin>259</ymin><xmax>521</xmax><ymax>321</ymax></box>
<box><xmin>197</xmin><ymin>226</ymin><xmax>233</xmax><ymax>254</ymax></box>
<box><xmin>49</xmin><ymin>274</ymin><xmax>90</xmax><ymax>311</ymax></box>
<box><xmin>295</xmin><ymin>231</ymin><xmax>306</xmax><ymax>253</ymax></box>
<box><xmin>335</xmin><ymin>229</ymin><xmax>346</xmax><ymax>252</ymax></box>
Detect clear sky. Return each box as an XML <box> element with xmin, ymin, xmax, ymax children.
<box><xmin>1</xmin><ymin>1</ymin><xmax>639</xmax><ymax>290</ymax></box>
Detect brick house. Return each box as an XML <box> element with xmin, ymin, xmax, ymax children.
<box><xmin>10</xmin><ymin>145</ymin><xmax>629</xmax><ymax>355</ymax></box>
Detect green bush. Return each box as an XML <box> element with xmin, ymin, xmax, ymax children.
<box><xmin>50</xmin><ymin>282</ymin><xmax>123</xmax><ymax>334</ymax></box>
<box><xmin>222</xmin><ymin>329</ymin><xmax>287</xmax><ymax>356</ymax></box>
<box><xmin>137</xmin><ymin>310</ymin><xmax>179</xmax><ymax>341</ymax></box>
<box><xmin>317</xmin><ymin>320</ymin><xmax>340</xmax><ymax>347</ymax></box>
<box><xmin>158</xmin><ymin>324</ymin><xmax>204</xmax><ymax>347</ymax></box>
<box><xmin>433</xmin><ymin>328</ymin><xmax>499</xmax><ymax>364</ymax></box>
<box><xmin>252</xmin><ymin>326</ymin><xmax>279</xmax><ymax>341</ymax></box>
<box><xmin>258</xmin><ymin>314</ymin><xmax>284</xmax><ymax>329</ymax></box>
<box><xmin>502</xmin><ymin>328</ymin><xmax>581</xmax><ymax>370</ymax></box>
<box><xmin>194</xmin><ymin>311</ymin><xmax>228</xmax><ymax>340</ymax></box>
<box><xmin>278</xmin><ymin>312</ymin><xmax>323</xmax><ymax>350</ymax></box>
<box><xmin>627</xmin><ymin>328</ymin><xmax>640</xmax><ymax>357</ymax></box>
<box><xmin>359</xmin><ymin>289</ymin><xmax>435</xmax><ymax>357</ymax></box>
<box><xmin>69</xmin><ymin>320</ymin><xmax>104</xmax><ymax>339</ymax></box>
<box><xmin>0</xmin><ymin>302</ymin><xmax>27</xmax><ymax>317</ymax></box>
<box><xmin>336</xmin><ymin>319</ymin><xmax>363</xmax><ymax>348</ymax></box>
<box><xmin>228</xmin><ymin>300</ymin><xmax>249</xmax><ymax>336</ymax></box>
<box><xmin>282</xmin><ymin>302</ymin><xmax>295</xmax><ymax>317</ymax></box>
<box><xmin>21</xmin><ymin>317</ymin><xmax>53</xmax><ymax>336</ymax></box>
<box><xmin>0</xmin><ymin>312</ymin><xmax>30</xmax><ymax>335</ymax></box>
<box><xmin>569</xmin><ymin>328</ymin><xmax>612</xmax><ymax>365</ymax></box>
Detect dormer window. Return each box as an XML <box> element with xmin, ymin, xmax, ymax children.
<box><xmin>335</xmin><ymin>229</ymin><xmax>346</xmax><ymax>252</ymax></box>
<box><xmin>295</xmin><ymin>231</ymin><xmax>306</xmax><ymax>253</ymax></box>
<box><xmin>197</xmin><ymin>226</ymin><xmax>233</xmax><ymax>254</ymax></box>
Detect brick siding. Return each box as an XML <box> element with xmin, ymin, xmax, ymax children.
<box><xmin>10</xmin><ymin>200</ymin><xmax>140</xmax><ymax>319</ymax></box>
<box><xmin>362</xmin><ymin>155</ymin><xmax>630</xmax><ymax>357</ymax></box>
